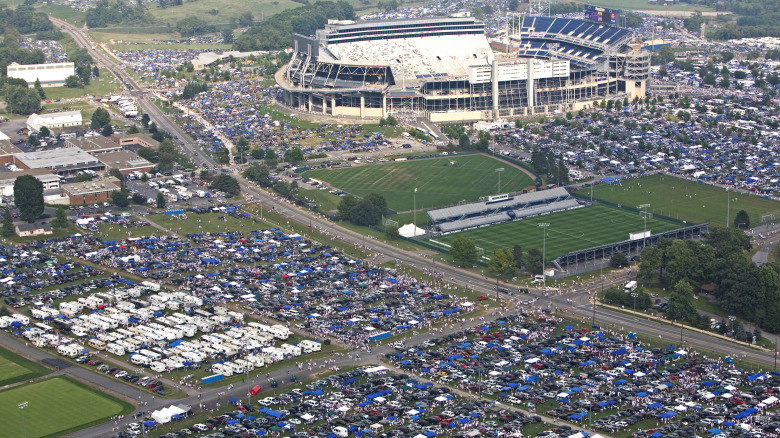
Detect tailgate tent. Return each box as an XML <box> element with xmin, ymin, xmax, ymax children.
<box><xmin>151</xmin><ymin>405</ymin><xmax>188</xmax><ymax>424</ymax></box>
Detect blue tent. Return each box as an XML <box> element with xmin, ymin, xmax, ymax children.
<box><xmin>658</xmin><ymin>411</ymin><xmax>677</xmax><ymax>419</ymax></box>
<box><xmin>708</xmin><ymin>428</ymin><xmax>723</xmax><ymax>435</ymax></box>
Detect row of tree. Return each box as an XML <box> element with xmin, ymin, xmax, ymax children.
<box><xmin>233</xmin><ymin>1</ymin><xmax>355</xmax><ymax>51</ymax></box>
<box><xmin>85</xmin><ymin>0</ymin><xmax>150</xmax><ymax>28</ymax></box>
<box><xmin>530</xmin><ymin>149</ymin><xmax>569</xmax><ymax>186</ymax></box>
<box><xmin>337</xmin><ymin>193</ymin><xmax>387</xmax><ymax>227</ymax></box>
<box><xmin>638</xmin><ymin>227</ymin><xmax>780</xmax><ymax>332</ymax></box>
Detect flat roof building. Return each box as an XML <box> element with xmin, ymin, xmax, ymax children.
<box><xmin>6</xmin><ymin>62</ymin><xmax>75</xmax><ymax>87</ymax></box>
<box><xmin>0</xmin><ymin>169</ymin><xmax>60</xmax><ymax>197</ymax></box>
<box><xmin>0</xmin><ymin>141</ymin><xmax>23</xmax><ymax>166</ymax></box>
<box><xmin>66</xmin><ymin>136</ymin><xmax>123</xmax><ymax>154</ymax></box>
<box><xmin>94</xmin><ymin>150</ymin><xmax>154</xmax><ymax>175</ymax></box>
<box><xmin>14</xmin><ymin>148</ymin><xmax>105</xmax><ymax>176</ymax></box>
<box><xmin>61</xmin><ymin>176</ymin><xmax>121</xmax><ymax>205</ymax></box>
<box><xmin>111</xmin><ymin>133</ymin><xmax>161</xmax><ymax>150</ymax></box>
<box><xmin>27</xmin><ymin>111</ymin><xmax>83</xmax><ymax>133</ymax></box>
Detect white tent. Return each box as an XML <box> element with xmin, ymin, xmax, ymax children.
<box><xmin>150</xmin><ymin>405</ymin><xmax>187</xmax><ymax>424</ymax></box>
<box><xmin>398</xmin><ymin>223</ymin><xmax>425</xmax><ymax>238</ymax></box>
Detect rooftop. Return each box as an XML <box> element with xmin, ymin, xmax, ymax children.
<box><xmin>94</xmin><ymin>150</ymin><xmax>153</xmax><ymax>170</ymax></box>
<box><xmin>15</xmin><ymin>148</ymin><xmax>101</xmax><ymax>169</ymax></box>
<box><xmin>0</xmin><ymin>140</ymin><xmax>22</xmax><ymax>156</ymax></box>
<box><xmin>66</xmin><ymin>136</ymin><xmax>122</xmax><ymax>153</ymax></box>
<box><xmin>0</xmin><ymin>169</ymin><xmax>60</xmax><ymax>184</ymax></box>
<box><xmin>62</xmin><ymin>176</ymin><xmax>121</xmax><ymax>195</ymax></box>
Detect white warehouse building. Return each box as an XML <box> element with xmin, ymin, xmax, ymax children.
<box><xmin>26</xmin><ymin>110</ymin><xmax>83</xmax><ymax>133</ymax></box>
<box><xmin>6</xmin><ymin>62</ymin><xmax>76</xmax><ymax>87</ymax></box>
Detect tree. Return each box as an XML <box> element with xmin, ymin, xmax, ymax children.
<box><xmin>27</xmin><ymin>134</ymin><xmax>40</xmax><ymax>147</ymax></box>
<box><xmin>283</xmin><ymin>147</ymin><xmax>304</xmax><ymax>163</ymax></box>
<box><xmin>141</xmin><ymin>113</ymin><xmax>150</xmax><ymax>128</ymax></box>
<box><xmin>156</xmin><ymin>192</ymin><xmax>166</xmax><ymax>208</ymax></box>
<box><xmin>211</xmin><ymin>174</ymin><xmax>240</xmax><ymax>197</ymax></box>
<box><xmin>337</xmin><ymin>195</ymin><xmax>358</xmax><ymax>220</ymax></box>
<box><xmin>13</xmin><ymin>175</ymin><xmax>43</xmax><ymax>223</ymax></box>
<box><xmin>1</xmin><ymin>208</ymin><xmax>14</xmax><ymax>238</ymax></box>
<box><xmin>450</xmin><ymin>236</ymin><xmax>477</xmax><ymax>267</ymax></box>
<box><xmin>526</xmin><ymin>248</ymin><xmax>543</xmax><ymax>275</ymax></box>
<box><xmin>366</xmin><ymin>193</ymin><xmax>387</xmax><ymax>214</ymax></box>
<box><xmin>512</xmin><ymin>245</ymin><xmax>523</xmax><ymax>269</ymax></box>
<box><xmin>264</xmin><ymin>148</ymin><xmax>278</xmax><ymax>167</ymax></box>
<box><xmin>101</xmin><ymin>124</ymin><xmax>114</xmax><ymax>137</ymax></box>
<box><xmin>91</xmin><ymin>107</ymin><xmax>111</xmax><ymax>129</ymax></box>
<box><xmin>51</xmin><ymin>205</ymin><xmax>68</xmax><ymax>228</ymax></box>
<box><xmin>131</xmin><ymin>193</ymin><xmax>147</xmax><ymax>204</ymax></box>
<box><xmin>6</xmin><ymin>87</ymin><xmax>41</xmax><ymax>115</ymax></box>
<box><xmin>222</xmin><ymin>28</ymin><xmax>234</xmax><ymax>44</ymax></box>
<box><xmin>64</xmin><ymin>75</ymin><xmax>81</xmax><ymax>88</ymax></box>
<box><xmin>38</xmin><ymin>126</ymin><xmax>50</xmax><ymax>138</ymax></box>
<box><xmin>508</xmin><ymin>0</ymin><xmax>519</xmax><ymax>11</ymax></box>
<box><xmin>157</xmin><ymin>139</ymin><xmax>177</xmax><ymax>171</ymax></box>
<box><xmin>734</xmin><ymin>209</ymin><xmax>750</xmax><ymax>229</ymax></box>
<box><xmin>348</xmin><ymin>199</ymin><xmax>382</xmax><ymax>226</ymax></box>
<box><xmin>73</xmin><ymin>173</ymin><xmax>93</xmax><ymax>183</ymax></box>
<box><xmin>458</xmin><ymin>133</ymin><xmax>471</xmax><ymax>150</ymax></box>
<box><xmin>610</xmin><ymin>252</ymin><xmax>629</xmax><ymax>268</ymax></box>
<box><xmin>668</xmin><ymin>279</ymin><xmax>696</xmax><ymax>321</ymax></box>
<box><xmin>488</xmin><ymin>248</ymin><xmax>516</xmax><ymax>277</ymax></box>
<box><xmin>111</xmin><ymin>189</ymin><xmax>130</xmax><ymax>208</ymax></box>
<box><xmin>250</xmin><ymin>148</ymin><xmax>265</xmax><ymax>160</ymax></box>
<box><xmin>34</xmin><ymin>78</ymin><xmax>45</xmax><ymax>99</ymax></box>
<box><xmin>384</xmin><ymin>225</ymin><xmax>399</xmax><ymax>240</ymax></box>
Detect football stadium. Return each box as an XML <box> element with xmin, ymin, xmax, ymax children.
<box><xmin>277</xmin><ymin>11</ymin><xmax>650</xmax><ymax>121</ymax></box>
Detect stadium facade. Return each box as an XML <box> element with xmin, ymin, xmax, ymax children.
<box><xmin>277</xmin><ymin>15</ymin><xmax>650</xmax><ymax>122</ymax></box>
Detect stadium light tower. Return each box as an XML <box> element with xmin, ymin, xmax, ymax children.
<box><xmin>539</xmin><ymin>223</ymin><xmax>549</xmax><ymax>284</ymax></box>
<box><xmin>495</xmin><ymin>168</ymin><xmax>504</xmax><ymax>195</ymax></box>
<box><xmin>639</xmin><ymin>204</ymin><xmax>650</xmax><ymax>250</ymax></box>
<box><xmin>18</xmin><ymin>402</ymin><xmax>28</xmax><ymax>438</ymax></box>
<box><xmin>413</xmin><ymin>188</ymin><xmax>418</xmax><ymax>237</ymax></box>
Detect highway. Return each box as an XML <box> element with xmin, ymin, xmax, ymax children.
<box><xmin>24</xmin><ymin>17</ymin><xmax>776</xmax><ymax>438</ymax></box>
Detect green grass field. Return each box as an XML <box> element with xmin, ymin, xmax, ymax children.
<box><xmin>580</xmin><ymin>174</ymin><xmax>780</xmax><ymax>228</ymax></box>
<box><xmin>148</xmin><ymin>212</ymin><xmax>270</xmax><ymax>235</ymax></box>
<box><xmin>0</xmin><ymin>347</ymin><xmax>50</xmax><ymax>387</ymax></box>
<box><xmin>580</xmin><ymin>0</ymin><xmax>712</xmax><ymax>12</ymax></box>
<box><xmin>430</xmin><ymin>204</ymin><xmax>681</xmax><ymax>260</ymax></box>
<box><xmin>0</xmin><ymin>376</ymin><xmax>133</xmax><ymax>438</ymax></box>
<box><xmin>95</xmin><ymin>223</ymin><xmax>165</xmax><ymax>241</ymax></box>
<box><xmin>303</xmin><ymin>155</ymin><xmax>535</xmax><ymax>212</ymax></box>
<box><xmin>42</xmin><ymin>69</ymin><xmax>122</xmax><ymax>100</ymax></box>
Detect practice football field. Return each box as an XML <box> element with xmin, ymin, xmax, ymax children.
<box><xmin>429</xmin><ymin>204</ymin><xmax>681</xmax><ymax>260</ymax></box>
<box><xmin>580</xmin><ymin>174</ymin><xmax>780</xmax><ymax>227</ymax></box>
<box><xmin>303</xmin><ymin>155</ymin><xmax>535</xmax><ymax>212</ymax></box>
<box><xmin>0</xmin><ymin>377</ymin><xmax>133</xmax><ymax>438</ymax></box>
<box><xmin>0</xmin><ymin>346</ymin><xmax>50</xmax><ymax>387</ymax></box>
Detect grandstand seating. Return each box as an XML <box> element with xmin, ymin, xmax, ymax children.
<box><xmin>516</xmin><ymin>17</ymin><xmax>632</xmax><ymax>68</ymax></box>
<box><xmin>428</xmin><ymin>187</ymin><xmax>581</xmax><ymax>234</ymax></box>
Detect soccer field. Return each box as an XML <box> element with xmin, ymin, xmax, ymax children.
<box><xmin>581</xmin><ymin>174</ymin><xmax>780</xmax><ymax>227</ymax></box>
<box><xmin>303</xmin><ymin>155</ymin><xmax>535</xmax><ymax>212</ymax></box>
<box><xmin>0</xmin><ymin>376</ymin><xmax>133</xmax><ymax>438</ymax></box>
<box><xmin>429</xmin><ymin>204</ymin><xmax>681</xmax><ymax>260</ymax></box>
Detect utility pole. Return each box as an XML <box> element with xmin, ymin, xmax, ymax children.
<box><xmin>539</xmin><ymin>223</ymin><xmax>549</xmax><ymax>284</ymax></box>
<box><xmin>639</xmin><ymin>204</ymin><xmax>650</xmax><ymax>252</ymax></box>
<box><xmin>726</xmin><ymin>186</ymin><xmax>730</xmax><ymax>227</ymax></box>
<box><xmin>495</xmin><ymin>168</ymin><xmax>504</xmax><ymax>195</ymax></box>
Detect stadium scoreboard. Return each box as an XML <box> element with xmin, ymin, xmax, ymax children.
<box><xmin>584</xmin><ymin>5</ymin><xmax>618</xmax><ymax>25</ymax></box>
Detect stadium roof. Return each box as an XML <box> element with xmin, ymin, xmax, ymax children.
<box><xmin>428</xmin><ymin>187</ymin><xmax>571</xmax><ymax>222</ymax></box>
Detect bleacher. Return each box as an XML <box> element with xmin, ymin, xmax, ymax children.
<box><xmin>516</xmin><ymin>16</ymin><xmax>632</xmax><ymax>69</ymax></box>
<box><xmin>429</xmin><ymin>187</ymin><xmax>581</xmax><ymax>234</ymax></box>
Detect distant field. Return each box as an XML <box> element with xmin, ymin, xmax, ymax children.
<box><xmin>578</xmin><ymin>0</ymin><xmax>712</xmax><ymax>12</ymax></box>
<box><xmin>430</xmin><ymin>204</ymin><xmax>680</xmax><ymax>261</ymax></box>
<box><xmin>0</xmin><ymin>347</ymin><xmax>50</xmax><ymax>387</ymax></box>
<box><xmin>96</xmin><ymin>223</ymin><xmax>165</xmax><ymax>241</ymax></box>
<box><xmin>149</xmin><ymin>0</ymin><xmax>309</xmax><ymax>24</ymax></box>
<box><xmin>0</xmin><ymin>376</ymin><xmax>132</xmax><ymax>438</ymax></box>
<box><xmin>43</xmin><ymin>68</ymin><xmax>122</xmax><ymax>100</ymax></box>
<box><xmin>303</xmin><ymin>155</ymin><xmax>535</xmax><ymax>212</ymax></box>
<box><xmin>581</xmin><ymin>174</ymin><xmax>780</xmax><ymax>227</ymax></box>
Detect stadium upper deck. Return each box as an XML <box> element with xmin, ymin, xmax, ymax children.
<box><xmin>278</xmin><ymin>15</ymin><xmax>649</xmax><ymax>122</ymax></box>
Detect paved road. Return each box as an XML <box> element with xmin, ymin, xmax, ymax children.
<box><xmin>35</xmin><ymin>17</ymin><xmax>777</xmax><ymax>438</ymax></box>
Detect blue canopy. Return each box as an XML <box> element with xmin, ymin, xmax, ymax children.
<box><xmin>708</xmin><ymin>428</ymin><xmax>723</xmax><ymax>434</ymax></box>
<box><xmin>658</xmin><ymin>411</ymin><xmax>677</xmax><ymax>419</ymax></box>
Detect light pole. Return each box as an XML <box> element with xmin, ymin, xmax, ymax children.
<box><xmin>413</xmin><ymin>187</ymin><xmax>417</xmax><ymax>237</ymax></box>
<box><xmin>539</xmin><ymin>223</ymin><xmax>549</xmax><ymax>284</ymax></box>
<box><xmin>631</xmin><ymin>292</ymin><xmax>638</xmax><ymax>313</ymax></box>
<box><xmin>639</xmin><ymin>204</ymin><xmax>650</xmax><ymax>252</ymax></box>
<box><xmin>728</xmin><ymin>315</ymin><xmax>736</xmax><ymax>335</ymax></box>
<box><xmin>495</xmin><ymin>168</ymin><xmax>504</xmax><ymax>195</ymax></box>
<box><xmin>726</xmin><ymin>186</ymin><xmax>730</xmax><ymax>227</ymax></box>
<box><xmin>18</xmin><ymin>402</ymin><xmax>28</xmax><ymax>438</ymax></box>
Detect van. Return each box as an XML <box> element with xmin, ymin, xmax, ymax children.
<box><xmin>131</xmin><ymin>354</ymin><xmax>151</xmax><ymax>366</ymax></box>
<box><xmin>150</xmin><ymin>362</ymin><xmax>166</xmax><ymax>373</ymax></box>
<box><xmin>106</xmin><ymin>343</ymin><xmax>126</xmax><ymax>356</ymax></box>
<box><xmin>624</xmin><ymin>281</ymin><xmax>638</xmax><ymax>292</ymax></box>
